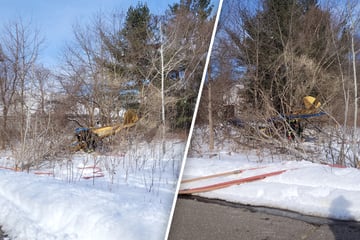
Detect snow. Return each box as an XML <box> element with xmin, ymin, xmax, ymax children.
<box><xmin>180</xmin><ymin>151</ymin><xmax>360</xmax><ymax>221</ymax></box>
<box><xmin>0</xmin><ymin>140</ymin><xmax>184</xmax><ymax>240</ymax></box>
<box><xmin>2</xmin><ymin>123</ymin><xmax>360</xmax><ymax>239</ymax></box>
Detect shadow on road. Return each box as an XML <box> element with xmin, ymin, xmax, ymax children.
<box><xmin>0</xmin><ymin>226</ymin><xmax>8</xmax><ymax>240</ymax></box>
<box><xmin>329</xmin><ymin>196</ymin><xmax>360</xmax><ymax>239</ymax></box>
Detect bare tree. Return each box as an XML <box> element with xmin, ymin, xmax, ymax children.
<box><xmin>60</xmin><ymin>13</ymin><xmax>128</xmax><ymax>128</ymax></box>
<box><xmin>207</xmin><ymin>71</ymin><xmax>214</xmax><ymax>151</ymax></box>
<box><xmin>347</xmin><ymin>0</ymin><xmax>360</xmax><ymax>166</ymax></box>
<box><xmin>29</xmin><ymin>65</ymin><xmax>51</xmax><ymax>115</ymax></box>
<box><xmin>0</xmin><ymin>18</ymin><xmax>42</xmax><ymax>148</ymax></box>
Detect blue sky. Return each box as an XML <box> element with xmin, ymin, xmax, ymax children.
<box><xmin>0</xmin><ymin>0</ymin><xmax>187</xmax><ymax>67</ymax></box>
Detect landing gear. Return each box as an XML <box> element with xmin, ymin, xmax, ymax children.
<box><xmin>286</xmin><ymin>119</ymin><xmax>303</xmax><ymax>141</ymax></box>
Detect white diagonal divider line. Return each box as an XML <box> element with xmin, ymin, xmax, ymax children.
<box><xmin>164</xmin><ymin>0</ymin><xmax>225</xmax><ymax>239</ymax></box>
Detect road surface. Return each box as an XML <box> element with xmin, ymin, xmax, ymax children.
<box><xmin>168</xmin><ymin>196</ymin><xmax>360</xmax><ymax>240</ymax></box>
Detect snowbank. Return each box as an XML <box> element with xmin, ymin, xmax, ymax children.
<box><xmin>0</xmin><ymin>170</ymin><xmax>167</xmax><ymax>240</ymax></box>
<box><xmin>0</xmin><ymin>140</ymin><xmax>184</xmax><ymax>239</ymax></box>
<box><xmin>181</xmin><ymin>152</ymin><xmax>360</xmax><ymax>221</ymax></box>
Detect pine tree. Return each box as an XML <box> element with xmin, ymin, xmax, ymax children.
<box><xmin>226</xmin><ymin>0</ymin><xmax>348</xmax><ymax>113</ymax></box>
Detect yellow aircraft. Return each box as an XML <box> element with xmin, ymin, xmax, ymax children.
<box><xmin>71</xmin><ymin>109</ymin><xmax>139</xmax><ymax>152</ymax></box>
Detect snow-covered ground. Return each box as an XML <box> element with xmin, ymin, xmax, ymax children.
<box><xmin>180</xmin><ymin>149</ymin><xmax>360</xmax><ymax>221</ymax></box>
<box><xmin>0</xmin><ymin>140</ymin><xmax>184</xmax><ymax>240</ymax></box>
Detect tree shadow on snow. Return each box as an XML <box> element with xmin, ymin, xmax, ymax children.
<box><xmin>329</xmin><ymin>196</ymin><xmax>360</xmax><ymax>240</ymax></box>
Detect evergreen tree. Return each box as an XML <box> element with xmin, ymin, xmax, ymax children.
<box><xmin>122</xmin><ymin>2</ymin><xmax>154</xmax><ymax>83</ymax></box>
<box><xmin>99</xmin><ymin>3</ymin><xmax>153</xmax><ymax>82</ymax></box>
<box><xmin>123</xmin><ymin>3</ymin><xmax>151</xmax><ymax>62</ymax></box>
<box><xmin>170</xmin><ymin>0</ymin><xmax>213</xmax><ymax>20</ymax></box>
<box><xmin>226</xmin><ymin>0</ymin><xmax>347</xmax><ymax>113</ymax></box>
<box><xmin>165</xmin><ymin>0</ymin><xmax>215</xmax><ymax>128</ymax></box>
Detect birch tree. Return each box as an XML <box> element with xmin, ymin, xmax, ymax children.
<box><xmin>347</xmin><ymin>0</ymin><xmax>360</xmax><ymax>166</ymax></box>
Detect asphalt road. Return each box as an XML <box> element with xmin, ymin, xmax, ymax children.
<box><xmin>168</xmin><ymin>196</ymin><xmax>360</xmax><ymax>240</ymax></box>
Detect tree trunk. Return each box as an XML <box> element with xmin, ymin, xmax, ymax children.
<box><xmin>1</xmin><ymin>106</ymin><xmax>8</xmax><ymax>149</ymax></box>
<box><xmin>351</xmin><ymin>19</ymin><xmax>358</xmax><ymax>166</ymax></box>
<box><xmin>208</xmin><ymin>80</ymin><xmax>214</xmax><ymax>151</ymax></box>
<box><xmin>160</xmin><ymin>22</ymin><xmax>166</xmax><ymax>154</ymax></box>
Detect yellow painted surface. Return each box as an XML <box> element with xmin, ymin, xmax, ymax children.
<box><xmin>303</xmin><ymin>96</ymin><xmax>321</xmax><ymax>110</ymax></box>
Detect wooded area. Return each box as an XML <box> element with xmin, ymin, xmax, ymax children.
<box><xmin>197</xmin><ymin>0</ymin><xmax>359</xmax><ymax>166</ymax></box>
<box><xmin>0</xmin><ymin>0</ymin><xmax>215</xmax><ymax>170</ymax></box>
